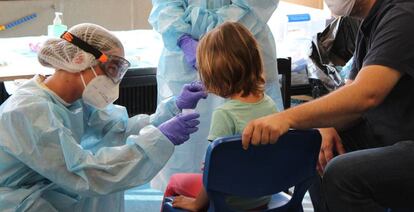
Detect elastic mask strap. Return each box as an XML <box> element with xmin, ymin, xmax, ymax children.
<box><xmin>90</xmin><ymin>66</ymin><xmax>98</xmax><ymax>77</ymax></box>
<box><xmin>80</xmin><ymin>67</ymin><xmax>98</xmax><ymax>88</ymax></box>
<box><xmin>80</xmin><ymin>72</ymin><xmax>87</xmax><ymax>88</ymax></box>
<box><xmin>80</xmin><ymin>66</ymin><xmax>98</xmax><ymax>88</ymax></box>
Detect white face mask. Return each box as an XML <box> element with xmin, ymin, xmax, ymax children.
<box><xmin>80</xmin><ymin>66</ymin><xmax>120</xmax><ymax>110</ymax></box>
<box><xmin>325</xmin><ymin>0</ymin><xmax>357</xmax><ymax>17</ymax></box>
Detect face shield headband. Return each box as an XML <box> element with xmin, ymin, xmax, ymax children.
<box><xmin>60</xmin><ymin>31</ymin><xmax>130</xmax><ymax>83</ymax></box>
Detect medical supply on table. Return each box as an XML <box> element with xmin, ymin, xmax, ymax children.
<box><xmin>0</xmin><ymin>13</ymin><xmax>37</xmax><ymax>31</ymax></box>
<box><xmin>48</xmin><ymin>12</ymin><xmax>67</xmax><ymax>37</ymax></box>
<box><xmin>286</xmin><ymin>14</ymin><xmax>312</xmax><ymax>39</ymax></box>
<box><xmin>278</xmin><ymin>13</ymin><xmax>314</xmax><ymax>60</ymax></box>
<box><xmin>278</xmin><ymin>14</ymin><xmax>314</xmax><ymax>85</ymax></box>
<box><xmin>29</xmin><ymin>42</ymin><xmax>41</xmax><ymax>53</ymax></box>
<box><xmin>270</xmin><ymin>5</ymin><xmax>329</xmax><ymax>87</ymax></box>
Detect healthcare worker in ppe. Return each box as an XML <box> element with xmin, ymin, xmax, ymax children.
<box><xmin>149</xmin><ymin>0</ymin><xmax>283</xmax><ymax>191</ymax></box>
<box><xmin>0</xmin><ymin>23</ymin><xmax>207</xmax><ymax>212</ymax></box>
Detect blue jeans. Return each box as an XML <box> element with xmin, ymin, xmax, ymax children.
<box><xmin>310</xmin><ymin>121</ymin><xmax>414</xmax><ymax>212</ymax></box>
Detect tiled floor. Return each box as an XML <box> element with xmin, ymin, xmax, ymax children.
<box><xmin>124</xmin><ymin>184</ymin><xmax>314</xmax><ymax>212</ymax></box>
<box><xmin>303</xmin><ymin>192</ymin><xmax>314</xmax><ymax>212</ymax></box>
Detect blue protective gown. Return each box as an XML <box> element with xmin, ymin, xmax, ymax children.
<box><xmin>0</xmin><ymin>75</ymin><xmax>180</xmax><ymax>212</ymax></box>
<box><xmin>149</xmin><ymin>0</ymin><xmax>282</xmax><ymax>190</ymax></box>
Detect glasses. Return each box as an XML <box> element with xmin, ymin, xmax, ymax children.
<box><xmin>61</xmin><ymin>31</ymin><xmax>130</xmax><ymax>83</ymax></box>
<box><xmin>98</xmin><ymin>55</ymin><xmax>130</xmax><ymax>83</ymax></box>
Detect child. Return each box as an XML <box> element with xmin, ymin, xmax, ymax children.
<box><xmin>164</xmin><ymin>22</ymin><xmax>279</xmax><ymax>211</ymax></box>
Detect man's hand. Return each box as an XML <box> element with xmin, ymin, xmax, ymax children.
<box><xmin>317</xmin><ymin>128</ymin><xmax>345</xmax><ymax>175</ymax></box>
<box><xmin>242</xmin><ymin>113</ymin><xmax>290</xmax><ymax>150</ymax></box>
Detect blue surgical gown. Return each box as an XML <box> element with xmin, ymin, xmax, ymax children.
<box><xmin>149</xmin><ymin>0</ymin><xmax>282</xmax><ymax>190</ymax></box>
<box><xmin>0</xmin><ymin>75</ymin><xmax>180</xmax><ymax>212</ymax></box>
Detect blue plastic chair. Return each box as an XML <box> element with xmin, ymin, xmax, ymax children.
<box><xmin>162</xmin><ymin>129</ymin><xmax>322</xmax><ymax>212</ymax></box>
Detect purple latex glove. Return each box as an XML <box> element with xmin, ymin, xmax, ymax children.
<box><xmin>177</xmin><ymin>34</ymin><xmax>198</xmax><ymax>69</ymax></box>
<box><xmin>159</xmin><ymin>113</ymin><xmax>200</xmax><ymax>145</ymax></box>
<box><xmin>176</xmin><ymin>81</ymin><xmax>208</xmax><ymax>110</ymax></box>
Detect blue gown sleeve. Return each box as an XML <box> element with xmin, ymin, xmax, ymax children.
<box><xmin>82</xmin><ymin>97</ymin><xmax>179</xmax><ymax>152</ymax></box>
<box><xmin>0</xmin><ymin>100</ymin><xmax>175</xmax><ymax>197</ymax></box>
<box><xmin>149</xmin><ymin>0</ymin><xmax>192</xmax><ymax>51</ymax></box>
<box><xmin>149</xmin><ymin>97</ymin><xmax>181</xmax><ymax>127</ymax></box>
<box><xmin>183</xmin><ymin>0</ymin><xmax>279</xmax><ymax>39</ymax></box>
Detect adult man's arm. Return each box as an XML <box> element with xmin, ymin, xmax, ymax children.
<box><xmin>317</xmin><ymin>79</ymin><xmax>354</xmax><ymax>173</ymax></box>
<box><xmin>242</xmin><ymin>65</ymin><xmax>402</xmax><ymax>149</ymax></box>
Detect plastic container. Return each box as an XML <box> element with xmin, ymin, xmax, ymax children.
<box><xmin>274</xmin><ymin>13</ymin><xmax>318</xmax><ymax>85</ymax></box>
<box><xmin>285</xmin><ymin>14</ymin><xmax>312</xmax><ymax>40</ymax></box>
<box><xmin>182</xmin><ymin>109</ymin><xmax>195</xmax><ymax>115</ymax></box>
<box><xmin>48</xmin><ymin>12</ymin><xmax>67</xmax><ymax>37</ymax></box>
<box><xmin>268</xmin><ymin>2</ymin><xmax>330</xmax><ymax>85</ymax></box>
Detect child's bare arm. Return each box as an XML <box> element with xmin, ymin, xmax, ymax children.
<box><xmin>172</xmin><ymin>186</ymin><xmax>209</xmax><ymax>212</ymax></box>
<box><xmin>194</xmin><ymin>186</ymin><xmax>209</xmax><ymax>211</ymax></box>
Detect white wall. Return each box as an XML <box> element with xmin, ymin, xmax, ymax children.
<box><xmin>0</xmin><ymin>0</ymin><xmax>153</xmax><ymax>38</ymax></box>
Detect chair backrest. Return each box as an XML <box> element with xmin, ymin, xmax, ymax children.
<box><xmin>277</xmin><ymin>58</ymin><xmax>292</xmax><ymax>109</ymax></box>
<box><xmin>203</xmin><ymin>129</ymin><xmax>321</xmax><ymax>211</ymax></box>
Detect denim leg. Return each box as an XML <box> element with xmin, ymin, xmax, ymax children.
<box><xmin>322</xmin><ymin>140</ymin><xmax>414</xmax><ymax>212</ymax></box>
<box><xmin>309</xmin><ymin>121</ymin><xmax>378</xmax><ymax>212</ymax></box>
<box><xmin>309</xmin><ymin>176</ymin><xmax>329</xmax><ymax>212</ymax></box>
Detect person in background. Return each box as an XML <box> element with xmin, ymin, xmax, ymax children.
<box><xmin>242</xmin><ymin>0</ymin><xmax>414</xmax><ymax>211</ymax></box>
<box><xmin>163</xmin><ymin>22</ymin><xmax>279</xmax><ymax>212</ymax></box>
<box><xmin>148</xmin><ymin>0</ymin><xmax>284</xmax><ymax>191</ymax></box>
<box><xmin>0</xmin><ymin>23</ymin><xmax>206</xmax><ymax>212</ymax></box>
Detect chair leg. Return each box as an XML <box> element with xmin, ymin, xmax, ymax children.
<box><xmin>286</xmin><ymin>177</ymin><xmax>316</xmax><ymax>211</ymax></box>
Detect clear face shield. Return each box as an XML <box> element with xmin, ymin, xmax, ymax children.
<box><xmin>60</xmin><ymin>31</ymin><xmax>130</xmax><ymax>84</ymax></box>
<box><xmin>98</xmin><ymin>55</ymin><xmax>130</xmax><ymax>83</ymax></box>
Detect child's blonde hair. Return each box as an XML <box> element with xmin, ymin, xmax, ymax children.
<box><xmin>196</xmin><ymin>22</ymin><xmax>265</xmax><ymax>98</ymax></box>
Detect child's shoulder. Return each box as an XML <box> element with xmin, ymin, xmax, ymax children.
<box><xmin>212</xmin><ymin>105</ymin><xmax>232</xmax><ymax>118</ymax></box>
<box><xmin>211</xmin><ymin>104</ymin><xmax>237</xmax><ymax>124</ymax></box>
<box><xmin>214</xmin><ymin>100</ymin><xmax>236</xmax><ymax>112</ymax></box>
<box><xmin>263</xmin><ymin>94</ymin><xmax>276</xmax><ymax>104</ymax></box>
<box><xmin>261</xmin><ymin>94</ymin><xmax>277</xmax><ymax>109</ymax></box>
<box><xmin>216</xmin><ymin>95</ymin><xmax>277</xmax><ymax>112</ymax></box>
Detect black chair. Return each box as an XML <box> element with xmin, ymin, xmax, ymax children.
<box><xmin>277</xmin><ymin>58</ymin><xmax>292</xmax><ymax>109</ymax></box>
<box><xmin>0</xmin><ymin>82</ymin><xmax>10</xmax><ymax>105</ymax></box>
